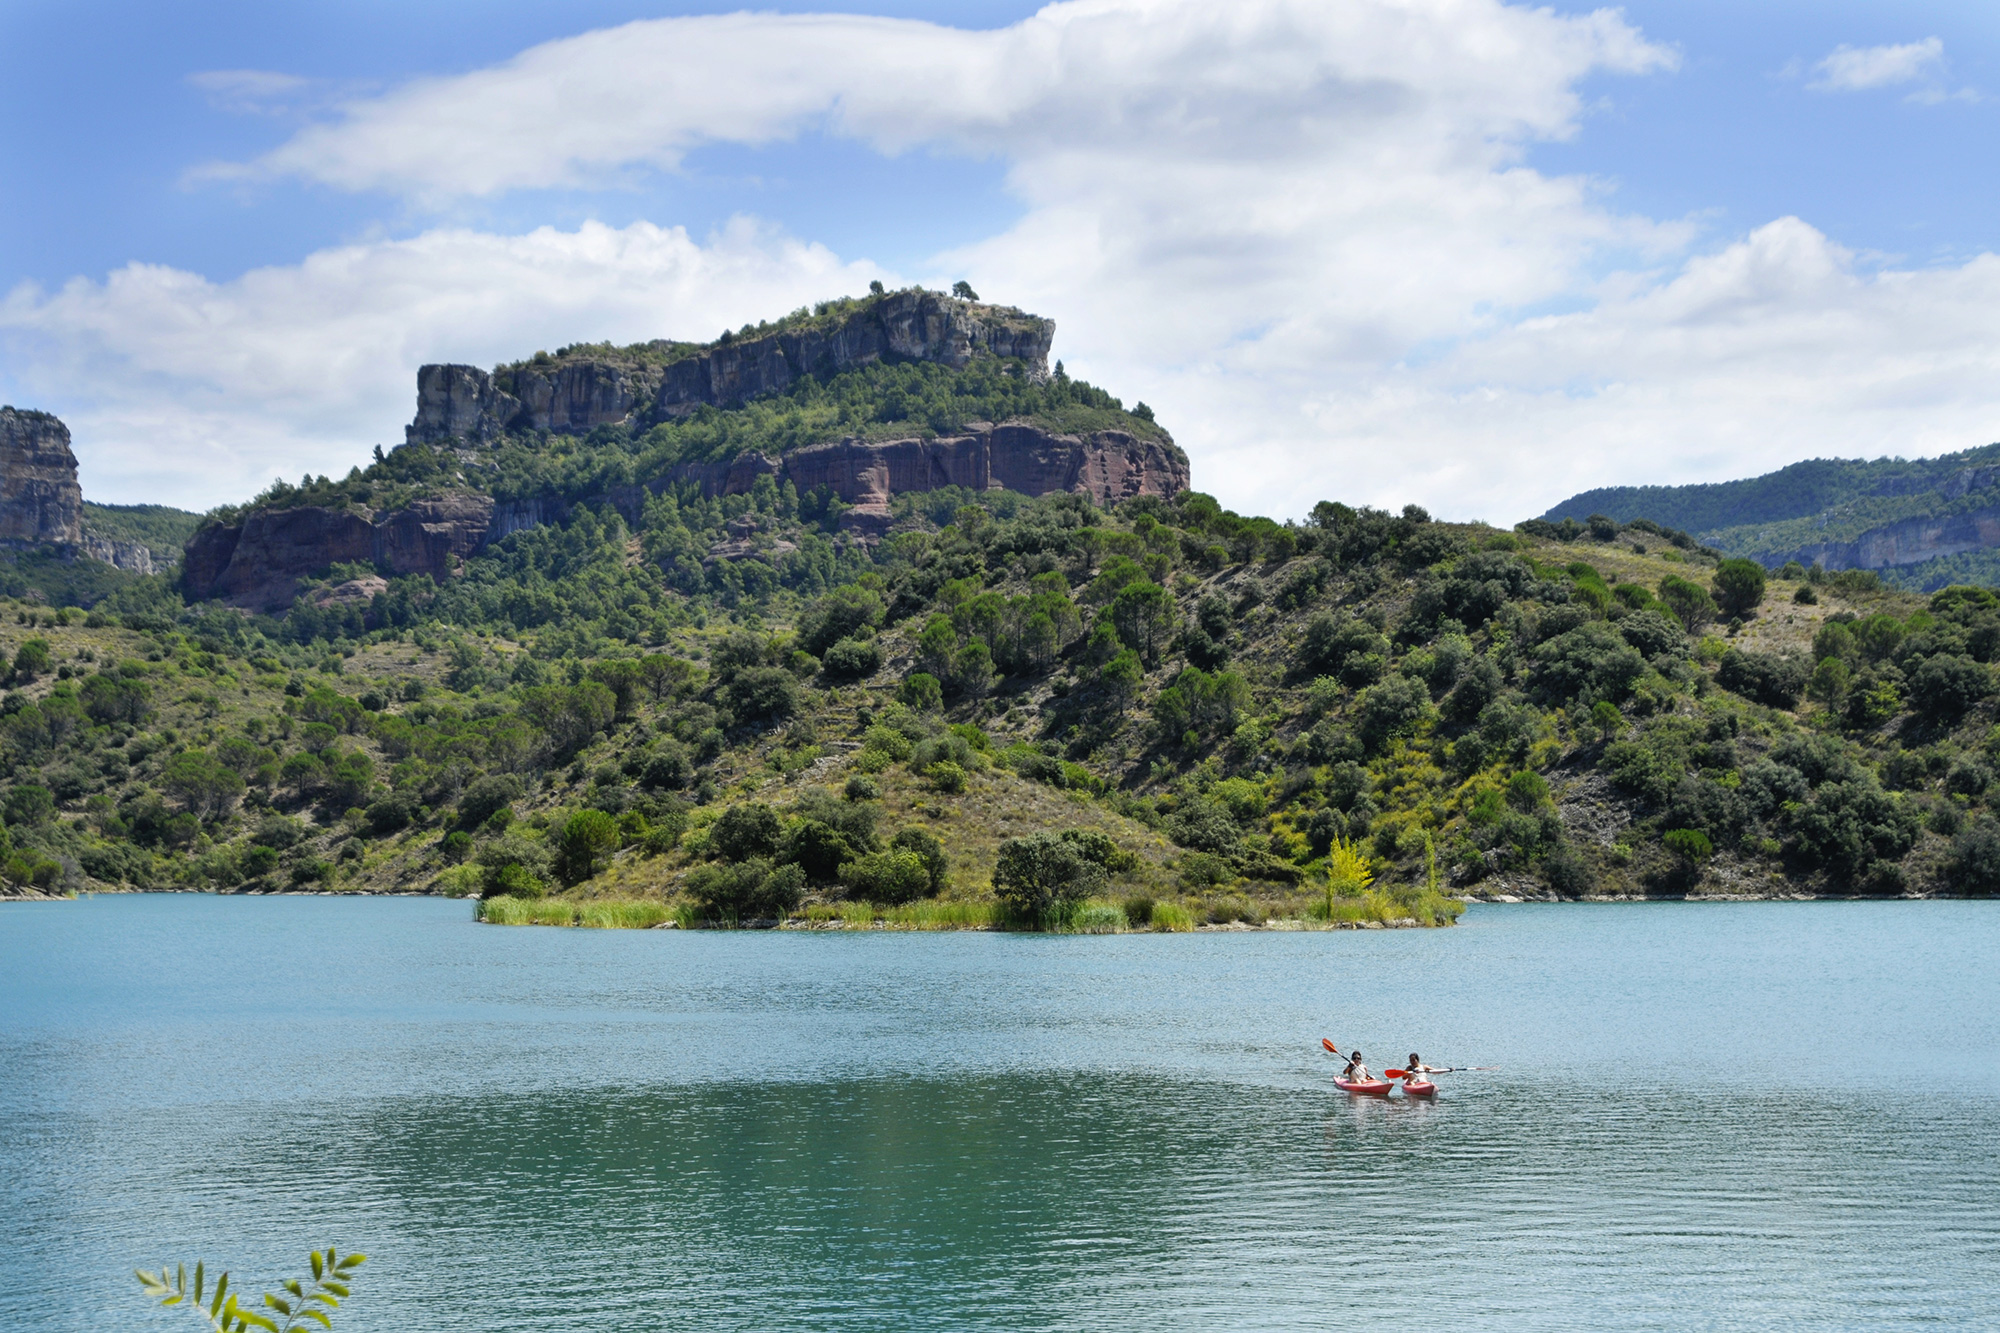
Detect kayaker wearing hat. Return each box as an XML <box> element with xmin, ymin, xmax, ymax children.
<box><xmin>1341</xmin><ymin>1050</ymin><xmax>1374</xmax><ymax>1084</ymax></box>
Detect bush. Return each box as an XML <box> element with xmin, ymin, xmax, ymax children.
<box><xmin>1176</xmin><ymin>850</ymin><xmax>1233</xmax><ymax>890</ymax></box>
<box><xmin>457</xmin><ymin>774</ymin><xmax>522</xmax><ymax>829</ymax></box>
<box><xmin>780</xmin><ymin>819</ymin><xmax>855</xmax><ymax>882</ymax></box>
<box><xmin>710</xmin><ymin>802</ymin><xmax>783</xmax><ymax>860</ymax></box>
<box><xmin>992</xmin><ymin>832</ymin><xmax>1108</xmax><ymax>919</ymax></box>
<box><xmin>723</xmin><ymin>666</ymin><xmax>800</xmax><ymax>724</ymax></box>
<box><xmin>797</xmin><ymin>586</ymin><xmax>885</xmax><ymax>657</ymax></box>
<box><xmin>898</xmin><ymin>673</ymin><xmax>944</xmax><ymax>712</ymax></box>
<box><xmin>1122</xmin><ymin>896</ymin><xmax>1155</xmax><ymax>927</ymax></box>
<box><xmin>1716</xmin><ymin>650</ymin><xmax>1810</xmax><ymax>709</ymax></box>
<box><xmin>685</xmin><ymin>858</ymin><xmax>807</xmax><ymax>919</ymax></box>
<box><xmin>1355</xmin><ymin>674</ymin><xmax>1432</xmax><ymax>750</ymax></box>
<box><xmin>926</xmin><ymin>760</ymin><xmax>967</xmax><ymax>793</ymax></box>
<box><xmin>889</xmin><ymin>827</ymin><xmax>949</xmax><ymax>894</ymax></box>
<box><xmin>821</xmin><ymin>636</ymin><xmax>883</xmax><ymax>681</ymax></box>
<box><xmin>365</xmin><ymin>792</ymin><xmax>414</xmax><ymax>836</ymax></box>
<box><xmin>839</xmin><ymin>849</ymin><xmax>931</xmax><ymax>904</ymax></box>
<box><xmin>640</xmin><ymin>741</ymin><xmax>693</xmax><ymax>790</ymax></box>
<box><xmin>485</xmin><ymin>861</ymin><xmax>545</xmax><ymax>899</ymax></box>
<box><xmin>441</xmin><ymin>830</ymin><xmax>474</xmax><ymax>863</ymax></box>
<box><xmin>844</xmin><ymin>774</ymin><xmax>880</xmax><ymax>801</ymax></box>
<box><xmin>1908</xmin><ymin>654</ymin><xmax>1993</xmax><ymax>726</ymax></box>
<box><xmin>1944</xmin><ymin>818</ymin><xmax>2000</xmax><ymax>895</ymax></box>
<box><xmin>1059</xmin><ymin>827</ymin><xmax>1138</xmax><ymax>872</ymax></box>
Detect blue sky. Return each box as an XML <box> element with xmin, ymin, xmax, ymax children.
<box><xmin>4</xmin><ymin>0</ymin><xmax>1999</xmax><ymax>519</ymax></box>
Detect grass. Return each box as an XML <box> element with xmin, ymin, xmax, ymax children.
<box><xmin>477</xmin><ymin>886</ymin><xmax>1465</xmax><ymax>932</ymax></box>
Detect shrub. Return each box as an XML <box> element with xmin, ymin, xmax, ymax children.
<box><xmin>889</xmin><ymin>827</ymin><xmax>950</xmax><ymax>894</ymax></box>
<box><xmin>365</xmin><ymin>793</ymin><xmax>414</xmax><ymax>836</ymax></box>
<box><xmin>710</xmin><ymin>802</ymin><xmax>783</xmax><ymax>860</ymax></box>
<box><xmin>457</xmin><ymin>774</ymin><xmax>521</xmax><ymax>829</ymax></box>
<box><xmin>844</xmin><ymin>774</ymin><xmax>880</xmax><ymax>801</ymax></box>
<box><xmin>1059</xmin><ymin>827</ymin><xmax>1138</xmax><ymax>872</ymax></box>
<box><xmin>1716</xmin><ymin>650</ymin><xmax>1809</xmax><ymax>709</ymax></box>
<box><xmin>821</xmin><ymin>636</ymin><xmax>883</xmax><ymax>681</ymax></box>
<box><xmin>1908</xmin><ymin>654</ymin><xmax>1993</xmax><ymax>726</ymax></box>
<box><xmin>723</xmin><ymin>666</ymin><xmax>800</xmax><ymax>724</ymax></box>
<box><xmin>1355</xmin><ymin>674</ymin><xmax>1432</xmax><ymax>750</ymax></box>
<box><xmin>485</xmin><ymin>861</ymin><xmax>545</xmax><ymax>899</ymax></box>
<box><xmin>797</xmin><ymin>586</ymin><xmax>885</xmax><ymax>657</ymax></box>
<box><xmin>640</xmin><ymin>741</ymin><xmax>693</xmax><ymax>790</ymax></box>
<box><xmin>685</xmin><ymin>858</ymin><xmax>807</xmax><ymax>919</ymax></box>
<box><xmin>3</xmin><ymin>783</ymin><xmax>55</xmax><ymax>826</ymax></box>
<box><xmin>992</xmin><ymin>832</ymin><xmax>1108</xmax><ymax>919</ymax></box>
<box><xmin>781</xmin><ymin>818</ymin><xmax>855</xmax><ymax>882</ymax></box>
<box><xmin>1663</xmin><ymin>828</ymin><xmax>1713</xmax><ymax>863</ymax></box>
<box><xmin>1122</xmin><ymin>896</ymin><xmax>1156</xmax><ymax>927</ymax></box>
<box><xmin>1177</xmin><ymin>850</ymin><xmax>1234</xmax><ymax>890</ymax></box>
<box><xmin>839</xmin><ymin>849</ymin><xmax>931</xmax><ymax>904</ymax></box>
<box><xmin>900</xmin><ymin>668</ymin><xmax>944</xmax><ymax>712</ymax></box>
<box><xmin>1167</xmin><ymin>799</ymin><xmax>1239</xmax><ymax>852</ymax></box>
<box><xmin>441</xmin><ymin>830</ymin><xmax>474</xmax><ymax>863</ymax></box>
<box><xmin>1944</xmin><ymin>818</ymin><xmax>2000</xmax><ymax>896</ymax></box>
<box><xmin>862</xmin><ymin>724</ymin><xmax>914</xmax><ymax>761</ymax></box>
<box><xmin>926</xmin><ymin>760</ymin><xmax>967</xmax><ymax>794</ymax></box>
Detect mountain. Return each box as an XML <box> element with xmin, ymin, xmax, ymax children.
<box><xmin>8</xmin><ymin>286</ymin><xmax>2000</xmax><ymax>918</ymax></box>
<box><xmin>182</xmin><ymin>288</ymin><xmax>1187</xmax><ymax>612</ymax></box>
<box><xmin>1539</xmin><ymin>444</ymin><xmax>2000</xmax><ymax>590</ymax></box>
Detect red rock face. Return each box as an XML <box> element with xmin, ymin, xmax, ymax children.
<box><xmin>184</xmin><ymin>494</ymin><xmax>495</xmax><ymax>612</ymax></box>
<box><xmin>183</xmin><ymin>425</ymin><xmax>1187</xmax><ymax>609</ymax></box>
<box><xmin>771</xmin><ymin>425</ymin><xmax>1189</xmax><ymax>531</ymax></box>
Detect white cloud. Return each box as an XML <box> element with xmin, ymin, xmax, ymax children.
<box><xmin>187</xmin><ymin>69</ymin><xmax>317</xmax><ymax>116</ymax></box>
<box><xmin>15</xmin><ymin>1</ymin><xmax>2000</xmax><ymax>527</ymax></box>
<box><xmin>1809</xmin><ymin>38</ymin><xmax>1943</xmax><ymax>92</ymax></box>
<box><xmin>0</xmin><ymin>220</ymin><xmax>883</xmax><ymax>507</ymax></box>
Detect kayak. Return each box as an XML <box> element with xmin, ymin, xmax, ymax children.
<box><xmin>1334</xmin><ymin>1079</ymin><xmax>1395</xmax><ymax>1096</ymax></box>
<box><xmin>1402</xmin><ymin>1079</ymin><xmax>1437</xmax><ymax>1097</ymax></box>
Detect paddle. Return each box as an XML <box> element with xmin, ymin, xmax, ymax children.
<box><xmin>1321</xmin><ymin>1038</ymin><xmax>1340</xmax><ymax>1054</ymax></box>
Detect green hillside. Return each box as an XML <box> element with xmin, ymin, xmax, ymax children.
<box><xmin>7</xmin><ymin>296</ymin><xmax>2000</xmax><ymax>920</ymax></box>
<box><xmin>82</xmin><ymin>502</ymin><xmax>202</xmax><ymax>564</ymax></box>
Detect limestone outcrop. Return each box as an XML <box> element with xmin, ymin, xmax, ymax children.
<box><xmin>0</xmin><ymin>407</ymin><xmax>161</xmax><ymax>574</ymax></box>
<box><xmin>406</xmin><ymin>291</ymin><xmax>1056</xmax><ymax>445</ymax></box>
<box><xmin>0</xmin><ymin>408</ymin><xmax>86</xmax><ymax>547</ymax></box>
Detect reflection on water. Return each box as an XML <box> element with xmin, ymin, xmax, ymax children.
<box><xmin>3</xmin><ymin>896</ymin><xmax>1998</xmax><ymax>1331</ymax></box>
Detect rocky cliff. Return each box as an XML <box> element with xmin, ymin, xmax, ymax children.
<box><xmin>0</xmin><ymin>408</ymin><xmax>86</xmax><ymax>547</ymax></box>
<box><xmin>0</xmin><ymin>408</ymin><xmax>159</xmax><ymax>574</ymax></box>
<box><xmin>183</xmin><ymin>423</ymin><xmax>1189</xmax><ymax>610</ymax></box>
<box><xmin>183</xmin><ymin>494</ymin><xmax>496</xmax><ymax>612</ymax></box>
<box><xmin>406</xmin><ymin>290</ymin><xmax>1056</xmax><ymax>445</ymax></box>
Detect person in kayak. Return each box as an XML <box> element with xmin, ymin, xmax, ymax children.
<box><xmin>1404</xmin><ymin>1053</ymin><xmax>1439</xmax><ymax>1083</ymax></box>
<box><xmin>1341</xmin><ymin>1051</ymin><xmax>1374</xmax><ymax>1084</ymax></box>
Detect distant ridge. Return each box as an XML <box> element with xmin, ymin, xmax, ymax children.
<box><xmin>1537</xmin><ymin>443</ymin><xmax>2000</xmax><ymax>591</ymax></box>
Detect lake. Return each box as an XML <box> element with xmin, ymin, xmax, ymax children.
<box><xmin>3</xmin><ymin>895</ymin><xmax>1997</xmax><ymax>1331</ymax></box>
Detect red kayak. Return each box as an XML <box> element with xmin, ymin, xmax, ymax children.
<box><xmin>1401</xmin><ymin>1079</ymin><xmax>1437</xmax><ymax>1097</ymax></box>
<box><xmin>1334</xmin><ymin>1079</ymin><xmax>1395</xmax><ymax>1096</ymax></box>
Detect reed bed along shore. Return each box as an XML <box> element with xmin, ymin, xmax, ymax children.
<box><xmin>475</xmin><ymin>887</ymin><xmax>1461</xmax><ymax>932</ymax></box>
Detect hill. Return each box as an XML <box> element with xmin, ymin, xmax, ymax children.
<box><xmin>7</xmin><ymin>287</ymin><xmax>2000</xmax><ymax>922</ymax></box>
<box><xmin>1539</xmin><ymin>444</ymin><xmax>2000</xmax><ymax>591</ymax></box>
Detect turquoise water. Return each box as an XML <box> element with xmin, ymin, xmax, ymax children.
<box><xmin>3</xmin><ymin>897</ymin><xmax>1997</xmax><ymax>1331</ymax></box>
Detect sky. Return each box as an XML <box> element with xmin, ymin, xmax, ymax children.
<box><xmin>4</xmin><ymin>0</ymin><xmax>2000</xmax><ymax>523</ymax></box>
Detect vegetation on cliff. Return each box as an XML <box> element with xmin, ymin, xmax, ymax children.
<box><xmin>210</xmin><ymin>355</ymin><xmax>1166</xmax><ymax>530</ymax></box>
<box><xmin>7</xmin><ymin>453</ymin><xmax>2000</xmax><ymax>918</ymax></box>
